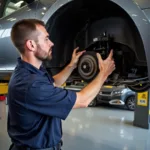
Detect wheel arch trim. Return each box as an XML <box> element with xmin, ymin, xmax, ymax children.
<box><xmin>125</xmin><ymin>94</ymin><xmax>135</xmax><ymax>103</ymax></box>
<box><xmin>41</xmin><ymin>0</ymin><xmax>150</xmax><ymax>76</ymax></box>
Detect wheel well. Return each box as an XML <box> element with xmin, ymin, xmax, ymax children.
<box><xmin>125</xmin><ymin>95</ymin><xmax>135</xmax><ymax>104</ymax></box>
<box><xmin>45</xmin><ymin>0</ymin><xmax>146</xmax><ymax>70</ymax></box>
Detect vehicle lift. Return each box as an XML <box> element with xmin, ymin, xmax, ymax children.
<box><xmin>134</xmin><ymin>91</ymin><xmax>150</xmax><ymax>129</ymax></box>
<box><xmin>0</xmin><ymin>83</ymin><xmax>8</xmax><ymax>119</ymax></box>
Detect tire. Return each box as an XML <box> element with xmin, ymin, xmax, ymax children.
<box><xmin>88</xmin><ymin>99</ymin><xmax>97</xmax><ymax>107</ymax></box>
<box><xmin>126</xmin><ymin>96</ymin><xmax>135</xmax><ymax>111</ymax></box>
<box><xmin>128</xmin><ymin>83</ymin><xmax>150</xmax><ymax>92</ymax></box>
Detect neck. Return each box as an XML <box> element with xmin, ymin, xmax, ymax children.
<box><xmin>21</xmin><ymin>55</ymin><xmax>42</xmax><ymax>69</ymax></box>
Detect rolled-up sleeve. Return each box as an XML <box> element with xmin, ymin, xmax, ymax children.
<box><xmin>25</xmin><ymin>80</ymin><xmax>76</xmax><ymax>120</ymax></box>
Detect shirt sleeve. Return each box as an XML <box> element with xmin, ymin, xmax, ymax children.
<box><xmin>25</xmin><ymin>80</ymin><xmax>76</xmax><ymax>120</ymax></box>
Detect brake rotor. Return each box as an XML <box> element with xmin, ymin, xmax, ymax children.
<box><xmin>77</xmin><ymin>51</ymin><xmax>99</xmax><ymax>82</ymax></box>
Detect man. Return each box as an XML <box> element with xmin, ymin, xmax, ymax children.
<box><xmin>7</xmin><ymin>19</ymin><xmax>115</xmax><ymax>150</ymax></box>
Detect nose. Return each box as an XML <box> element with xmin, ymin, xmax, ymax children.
<box><xmin>49</xmin><ymin>39</ymin><xmax>54</xmax><ymax>47</ymax></box>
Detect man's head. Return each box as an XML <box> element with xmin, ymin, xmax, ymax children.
<box><xmin>11</xmin><ymin>19</ymin><xmax>54</xmax><ymax>61</ymax></box>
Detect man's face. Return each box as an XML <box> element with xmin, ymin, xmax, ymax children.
<box><xmin>34</xmin><ymin>25</ymin><xmax>54</xmax><ymax>61</ymax></box>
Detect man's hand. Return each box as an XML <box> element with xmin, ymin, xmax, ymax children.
<box><xmin>53</xmin><ymin>47</ymin><xmax>85</xmax><ymax>87</ymax></box>
<box><xmin>69</xmin><ymin>47</ymin><xmax>86</xmax><ymax>68</ymax></box>
<box><xmin>97</xmin><ymin>50</ymin><xmax>115</xmax><ymax>78</ymax></box>
<box><xmin>74</xmin><ymin>49</ymin><xmax>115</xmax><ymax>108</ymax></box>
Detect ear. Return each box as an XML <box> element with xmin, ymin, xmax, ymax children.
<box><xmin>25</xmin><ymin>40</ymin><xmax>37</xmax><ymax>51</ymax></box>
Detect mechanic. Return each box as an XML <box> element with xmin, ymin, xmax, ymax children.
<box><xmin>7</xmin><ymin>19</ymin><xmax>115</xmax><ymax>150</ymax></box>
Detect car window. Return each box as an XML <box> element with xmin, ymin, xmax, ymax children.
<box><xmin>3</xmin><ymin>0</ymin><xmax>26</xmax><ymax>17</ymax></box>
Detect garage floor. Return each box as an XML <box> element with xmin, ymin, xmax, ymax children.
<box><xmin>0</xmin><ymin>105</ymin><xmax>150</xmax><ymax>150</ymax></box>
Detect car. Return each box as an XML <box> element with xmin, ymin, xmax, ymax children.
<box><xmin>89</xmin><ymin>85</ymin><xmax>136</xmax><ymax>111</ymax></box>
<box><xmin>64</xmin><ymin>83</ymin><xmax>136</xmax><ymax>111</ymax></box>
<box><xmin>0</xmin><ymin>0</ymin><xmax>150</xmax><ymax>92</ymax></box>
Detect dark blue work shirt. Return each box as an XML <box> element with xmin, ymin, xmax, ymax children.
<box><xmin>7</xmin><ymin>58</ymin><xmax>76</xmax><ymax>149</ymax></box>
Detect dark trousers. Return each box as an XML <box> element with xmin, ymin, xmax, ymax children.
<box><xmin>9</xmin><ymin>141</ymin><xmax>62</xmax><ymax>150</ymax></box>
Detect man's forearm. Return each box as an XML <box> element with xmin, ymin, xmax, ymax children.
<box><xmin>74</xmin><ymin>72</ymin><xmax>107</xmax><ymax>108</ymax></box>
<box><xmin>53</xmin><ymin>64</ymin><xmax>75</xmax><ymax>87</ymax></box>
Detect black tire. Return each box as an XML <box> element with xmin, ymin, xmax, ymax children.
<box><xmin>88</xmin><ymin>99</ymin><xmax>97</xmax><ymax>107</ymax></box>
<box><xmin>126</xmin><ymin>96</ymin><xmax>135</xmax><ymax>111</ymax></box>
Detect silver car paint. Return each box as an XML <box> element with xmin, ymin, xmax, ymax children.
<box><xmin>41</xmin><ymin>0</ymin><xmax>150</xmax><ymax>75</ymax></box>
<box><xmin>133</xmin><ymin>0</ymin><xmax>150</xmax><ymax>9</ymax></box>
<box><xmin>0</xmin><ymin>0</ymin><xmax>149</xmax><ymax>79</ymax></box>
<box><xmin>0</xmin><ymin>1</ymin><xmax>39</xmax><ymax>72</ymax></box>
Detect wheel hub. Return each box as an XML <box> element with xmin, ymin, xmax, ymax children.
<box><xmin>127</xmin><ymin>97</ymin><xmax>135</xmax><ymax>110</ymax></box>
<box><xmin>81</xmin><ymin>62</ymin><xmax>91</xmax><ymax>73</ymax></box>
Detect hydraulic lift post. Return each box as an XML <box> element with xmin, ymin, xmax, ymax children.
<box><xmin>134</xmin><ymin>90</ymin><xmax>150</xmax><ymax>129</ymax></box>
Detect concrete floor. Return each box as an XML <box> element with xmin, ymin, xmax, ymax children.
<box><xmin>0</xmin><ymin>105</ymin><xmax>150</xmax><ymax>150</ymax></box>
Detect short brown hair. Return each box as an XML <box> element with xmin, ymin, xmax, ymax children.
<box><xmin>11</xmin><ymin>19</ymin><xmax>45</xmax><ymax>54</ymax></box>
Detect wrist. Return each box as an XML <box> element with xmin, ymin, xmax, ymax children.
<box><xmin>67</xmin><ymin>63</ymin><xmax>76</xmax><ymax>70</ymax></box>
<box><xmin>97</xmin><ymin>72</ymin><xmax>108</xmax><ymax>81</ymax></box>
<box><xmin>68</xmin><ymin>63</ymin><xmax>76</xmax><ymax>69</ymax></box>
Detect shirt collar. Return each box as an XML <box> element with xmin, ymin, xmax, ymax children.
<box><xmin>17</xmin><ymin>57</ymin><xmax>46</xmax><ymax>75</ymax></box>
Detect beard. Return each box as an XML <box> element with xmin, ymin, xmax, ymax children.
<box><xmin>34</xmin><ymin>45</ymin><xmax>52</xmax><ymax>61</ymax></box>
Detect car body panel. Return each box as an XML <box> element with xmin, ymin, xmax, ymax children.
<box><xmin>22</xmin><ymin>1</ymin><xmax>150</xmax><ymax>68</ymax></box>
<box><xmin>133</xmin><ymin>0</ymin><xmax>150</xmax><ymax>9</ymax></box>
<box><xmin>0</xmin><ymin>0</ymin><xmax>57</xmax><ymax>74</ymax></box>
<box><xmin>0</xmin><ymin>0</ymin><xmax>150</xmax><ymax>83</ymax></box>
<box><xmin>109</xmin><ymin>0</ymin><xmax>150</xmax><ymax>73</ymax></box>
<box><xmin>143</xmin><ymin>9</ymin><xmax>150</xmax><ymax>22</ymax></box>
<box><xmin>42</xmin><ymin>0</ymin><xmax>150</xmax><ymax>62</ymax></box>
<box><xmin>0</xmin><ymin>1</ymin><xmax>42</xmax><ymax>72</ymax></box>
<box><xmin>97</xmin><ymin>85</ymin><xmax>135</xmax><ymax>105</ymax></box>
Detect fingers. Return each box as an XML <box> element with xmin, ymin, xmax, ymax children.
<box><xmin>96</xmin><ymin>53</ymin><xmax>103</xmax><ymax>64</ymax></box>
<box><xmin>74</xmin><ymin>46</ymin><xmax>86</xmax><ymax>59</ymax></box>
<box><xmin>80</xmin><ymin>50</ymin><xmax>86</xmax><ymax>54</ymax></box>
<box><xmin>76</xmin><ymin>51</ymin><xmax>85</xmax><ymax>58</ymax></box>
<box><xmin>110</xmin><ymin>60</ymin><xmax>116</xmax><ymax>72</ymax></box>
<box><xmin>73</xmin><ymin>47</ymin><xmax>79</xmax><ymax>54</ymax></box>
<box><xmin>107</xmin><ymin>49</ymin><xmax>113</xmax><ymax>60</ymax></box>
<box><xmin>73</xmin><ymin>47</ymin><xmax>86</xmax><ymax>56</ymax></box>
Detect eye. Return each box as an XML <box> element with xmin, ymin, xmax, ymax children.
<box><xmin>45</xmin><ymin>38</ymin><xmax>49</xmax><ymax>41</ymax></box>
